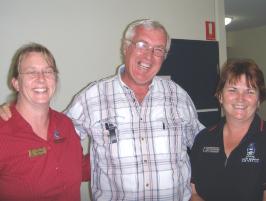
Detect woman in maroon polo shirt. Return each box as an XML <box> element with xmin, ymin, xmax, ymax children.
<box><xmin>0</xmin><ymin>43</ymin><xmax>89</xmax><ymax>201</ymax></box>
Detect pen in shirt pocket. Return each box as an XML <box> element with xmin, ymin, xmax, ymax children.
<box><xmin>105</xmin><ymin>123</ymin><xmax>117</xmax><ymax>143</ymax></box>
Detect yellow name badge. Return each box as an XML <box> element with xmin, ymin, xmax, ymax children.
<box><xmin>28</xmin><ymin>147</ymin><xmax>47</xmax><ymax>158</ymax></box>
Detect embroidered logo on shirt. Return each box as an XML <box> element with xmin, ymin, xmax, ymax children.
<box><xmin>241</xmin><ymin>143</ymin><xmax>260</xmax><ymax>163</ymax></box>
<box><xmin>53</xmin><ymin>130</ymin><xmax>65</xmax><ymax>143</ymax></box>
<box><xmin>202</xmin><ymin>146</ymin><xmax>220</xmax><ymax>153</ymax></box>
<box><xmin>29</xmin><ymin>147</ymin><xmax>47</xmax><ymax>158</ymax></box>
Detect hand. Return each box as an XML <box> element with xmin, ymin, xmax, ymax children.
<box><xmin>0</xmin><ymin>102</ymin><xmax>12</xmax><ymax>121</ymax></box>
<box><xmin>190</xmin><ymin>183</ymin><xmax>204</xmax><ymax>201</ymax></box>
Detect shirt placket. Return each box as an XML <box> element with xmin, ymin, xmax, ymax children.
<box><xmin>138</xmin><ymin>96</ymin><xmax>155</xmax><ymax>199</ymax></box>
<box><xmin>139</xmin><ymin>115</ymin><xmax>152</xmax><ymax>193</ymax></box>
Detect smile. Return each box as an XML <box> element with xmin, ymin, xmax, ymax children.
<box><xmin>33</xmin><ymin>88</ymin><xmax>47</xmax><ymax>93</ymax></box>
<box><xmin>137</xmin><ymin>61</ymin><xmax>151</xmax><ymax>70</ymax></box>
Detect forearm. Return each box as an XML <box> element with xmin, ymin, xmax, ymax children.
<box><xmin>82</xmin><ymin>153</ymin><xmax>90</xmax><ymax>181</ymax></box>
<box><xmin>190</xmin><ymin>183</ymin><xmax>204</xmax><ymax>201</ymax></box>
<box><xmin>263</xmin><ymin>190</ymin><xmax>266</xmax><ymax>201</ymax></box>
<box><xmin>190</xmin><ymin>194</ymin><xmax>204</xmax><ymax>201</ymax></box>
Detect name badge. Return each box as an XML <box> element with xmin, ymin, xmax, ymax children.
<box><xmin>203</xmin><ymin>146</ymin><xmax>220</xmax><ymax>153</ymax></box>
<box><xmin>29</xmin><ymin>147</ymin><xmax>47</xmax><ymax>158</ymax></box>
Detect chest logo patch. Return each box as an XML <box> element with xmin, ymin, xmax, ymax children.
<box><xmin>202</xmin><ymin>146</ymin><xmax>220</xmax><ymax>153</ymax></box>
<box><xmin>241</xmin><ymin>143</ymin><xmax>260</xmax><ymax>163</ymax></box>
<box><xmin>53</xmin><ymin>130</ymin><xmax>65</xmax><ymax>143</ymax></box>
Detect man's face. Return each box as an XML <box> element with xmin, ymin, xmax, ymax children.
<box><xmin>122</xmin><ymin>26</ymin><xmax>167</xmax><ymax>89</ymax></box>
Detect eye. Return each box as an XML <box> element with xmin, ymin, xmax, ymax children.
<box><xmin>26</xmin><ymin>71</ymin><xmax>38</xmax><ymax>76</ymax></box>
<box><xmin>153</xmin><ymin>48</ymin><xmax>165</xmax><ymax>57</ymax></box>
<box><xmin>227</xmin><ymin>87</ymin><xmax>236</xmax><ymax>92</ymax></box>
<box><xmin>44</xmin><ymin>69</ymin><xmax>55</xmax><ymax>75</ymax></box>
<box><xmin>247</xmin><ymin>89</ymin><xmax>256</xmax><ymax>94</ymax></box>
<box><xmin>135</xmin><ymin>41</ymin><xmax>148</xmax><ymax>50</ymax></box>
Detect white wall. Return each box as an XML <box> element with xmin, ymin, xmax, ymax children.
<box><xmin>0</xmin><ymin>1</ymin><xmax>226</xmax><ymax>200</ymax></box>
<box><xmin>227</xmin><ymin>25</ymin><xmax>266</xmax><ymax>119</ymax></box>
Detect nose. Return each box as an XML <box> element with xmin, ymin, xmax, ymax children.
<box><xmin>144</xmin><ymin>47</ymin><xmax>153</xmax><ymax>58</ymax></box>
<box><xmin>36</xmin><ymin>71</ymin><xmax>46</xmax><ymax>80</ymax></box>
<box><xmin>236</xmin><ymin>91</ymin><xmax>245</xmax><ymax>101</ymax></box>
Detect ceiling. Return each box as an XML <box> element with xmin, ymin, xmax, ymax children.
<box><xmin>224</xmin><ymin>0</ymin><xmax>266</xmax><ymax>31</ymax></box>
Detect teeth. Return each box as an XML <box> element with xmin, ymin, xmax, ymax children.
<box><xmin>33</xmin><ymin>88</ymin><xmax>47</xmax><ymax>93</ymax></box>
<box><xmin>138</xmin><ymin>61</ymin><xmax>151</xmax><ymax>70</ymax></box>
<box><xmin>233</xmin><ymin>104</ymin><xmax>245</xmax><ymax>109</ymax></box>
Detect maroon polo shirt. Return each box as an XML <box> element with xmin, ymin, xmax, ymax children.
<box><xmin>0</xmin><ymin>105</ymin><xmax>83</xmax><ymax>201</ymax></box>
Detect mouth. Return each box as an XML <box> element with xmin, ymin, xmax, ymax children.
<box><xmin>137</xmin><ymin>61</ymin><xmax>151</xmax><ymax>70</ymax></box>
<box><xmin>233</xmin><ymin>104</ymin><xmax>246</xmax><ymax>110</ymax></box>
<box><xmin>33</xmin><ymin>88</ymin><xmax>48</xmax><ymax>93</ymax></box>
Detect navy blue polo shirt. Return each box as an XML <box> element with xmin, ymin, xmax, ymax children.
<box><xmin>190</xmin><ymin>114</ymin><xmax>266</xmax><ymax>201</ymax></box>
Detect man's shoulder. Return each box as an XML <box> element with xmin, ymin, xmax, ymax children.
<box><xmin>76</xmin><ymin>74</ymin><xmax>118</xmax><ymax>96</ymax></box>
<box><xmin>0</xmin><ymin>116</ymin><xmax>15</xmax><ymax>135</ymax></box>
<box><xmin>154</xmin><ymin>76</ymin><xmax>187</xmax><ymax>93</ymax></box>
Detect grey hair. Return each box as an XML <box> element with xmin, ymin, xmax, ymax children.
<box><xmin>122</xmin><ymin>19</ymin><xmax>171</xmax><ymax>59</ymax></box>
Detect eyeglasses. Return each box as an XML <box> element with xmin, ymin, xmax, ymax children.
<box><xmin>129</xmin><ymin>40</ymin><xmax>167</xmax><ymax>57</ymax></box>
<box><xmin>19</xmin><ymin>68</ymin><xmax>56</xmax><ymax>79</ymax></box>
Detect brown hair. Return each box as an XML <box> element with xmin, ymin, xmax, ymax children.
<box><xmin>8</xmin><ymin>42</ymin><xmax>58</xmax><ymax>91</ymax></box>
<box><xmin>215</xmin><ymin>59</ymin><xmax>266</xmax><ymax>103</ymax></box>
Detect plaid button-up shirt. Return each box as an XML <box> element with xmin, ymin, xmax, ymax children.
<box><xmin>66</xmin><ymin>65</ymin><xmax>204</xmax><ymax>201</ymax></box>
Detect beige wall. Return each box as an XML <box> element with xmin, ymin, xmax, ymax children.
<box><xmin>0</xmin><ymin>1</ymin><xmax>226</xmax><ymax>200</ymax></box>
<box><xmin>227</xmin><ymin>25</ymin><xmax>266</xmax><ymax>119</ymax></box>
<box><xmin>0</xmin><ymin>0</ymin><xmax>226</xmax><ymax>111</ymax></box>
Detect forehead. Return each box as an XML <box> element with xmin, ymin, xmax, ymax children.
<box><xmin>133</xmin><ymin>26</ymin><xmax>167</xmax><ymax>45</ymax></box>
<box><xmin>226</xmin><ymin>74</ymin><xmax>256</xmax><ymax>88</ymax></box>
<box><xmin>20</xmin><ymin>52</ymin><xmax>50</xmax><ymax>67</ymax></box>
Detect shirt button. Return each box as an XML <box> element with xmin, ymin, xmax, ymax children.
<box><xmin>146</xmin><ymin>183</ymin><xmax>149</xmax><ymax>187</ymax></box>
<box><xmin>55</xmin><ymin>167</ymin><xmax>59</xmax><ymax>170</ymax></box>
<box><xmin>144</xmin><ymin>159</ymin><xmax>147</xmax><ymax>163</ymax></box>
<box><xmin>141</xmin><ymin>137</ymin><xmax>144</xmax><ymax>141</ymax></box>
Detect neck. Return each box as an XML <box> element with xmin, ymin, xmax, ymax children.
<box><xmin>128</xmin><ymin>83</ymin><xmax>149</xmax><ymax>103</ymax></box>
<box><xmin>121</xmin><ymin>71</ymin><xmax>151</xmax><ymax>103</ymax></box>
<box><xmin>225</xmin><ymin>115</ymin><xmax>254</xmax><ymax>135</ymax></box>
<box><xmin>16</xmin><ymin>101</ymin><xmax>50</xmax><ymax>140</ymax></box>
<box><xmin>224</xmin><ymin>119</ymin><xmax>251</xmax><ymax>138</ymax></box>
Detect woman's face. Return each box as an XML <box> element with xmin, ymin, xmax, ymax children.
<box><xmin>219</xmin><ymin>74</ymin><xmax>260</xmax><ymax>124</ymax></box>
<box><xmin>12</xmin><ymin>52</ymin><xmax>57</xmax><ymax>107</ymax></box>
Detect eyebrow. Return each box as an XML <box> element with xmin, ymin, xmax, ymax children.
<box><xmin>138</xmin><ymin>40</ymin><xmax>166</xmax><ymax>48</ymax></box>
<box><xmin>24</xmin><ymin>66</ymin><xmax>54</xmax><ymax>69</ymax></box>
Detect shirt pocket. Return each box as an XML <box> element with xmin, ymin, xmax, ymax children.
<box><xmin>91</xmin><ymin>116</ymin><xmax>121</xmax><ymax>145</ymax></box>
<box><xmin>153</xmin><ymin>120</ymin><xmax>184</xmax><ymax>161</ymax></box>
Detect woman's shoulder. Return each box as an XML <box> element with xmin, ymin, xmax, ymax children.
<box><xmin>50</xmin><ymin>109</ymin><xmax>73</xmax><ymax>125</ymax></box>
<box><xmin>195</xmin><ymin>122</ymin><xmax>222</xmax><ymax>141</ymax></box>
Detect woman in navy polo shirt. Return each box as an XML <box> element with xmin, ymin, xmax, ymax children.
<box><xmin>190</xmin><ymin>59</ymin><xmax>266</xmax><ymax>201</ymax></box>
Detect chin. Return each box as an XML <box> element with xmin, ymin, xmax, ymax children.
<box><xmin>32</xmin><ymin>99</ymin><xmax>51</xmax><ymax>105</ymax></box>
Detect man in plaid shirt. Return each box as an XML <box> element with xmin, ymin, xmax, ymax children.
<box><xmin>66</xmin><ymin>19</ymin><xmax>204</xmax><ymax>201</ymax></box>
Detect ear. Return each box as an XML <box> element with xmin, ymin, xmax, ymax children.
<box><xmin>11</xmin><ymin>78</ymin><xmax>19</xmax><ymax>92</ymax></box>
<box><xmin>257</xmin><ymin>100</ymin><xmax>260</xmax><ymax>108</ymax></box>
<box><xmin>218</xmin><ymin>93</ymin><xmax>223</xmax><ymax>104</ymax></box>
<box><xmin>123</xmin><ymin>43</ymin><xmax>128</xmax><ymax>56</ymax></box>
